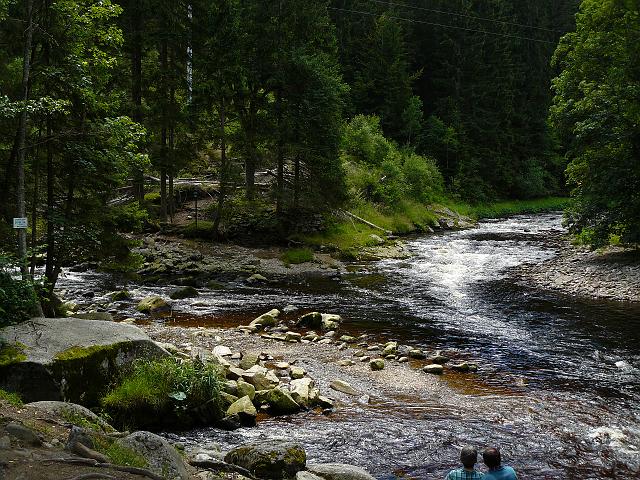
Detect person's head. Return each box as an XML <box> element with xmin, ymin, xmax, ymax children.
<box><xmin>460</xmin><ymin>446</ymin><xmax>478</xmax><ymax>469</ymax></box>
<box><xmin>483</xmin><ymin>447</ymin><xmax>501</xmax><ymax>469</ymax></box>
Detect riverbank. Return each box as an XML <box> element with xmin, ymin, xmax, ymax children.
<box><xmin>515</xmin><ymin>240</ymin><xmax>640</xmax><ymax>303</ymax></box>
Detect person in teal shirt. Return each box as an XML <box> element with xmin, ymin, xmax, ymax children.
<box><xmin>445</xmin><ymin>446</ymin><xmax>485</xmax><ymax>480</ymax></box>
<box><xmin>482</xmin><ymin>447</ymin><xmax>517</xmax><ymax>480</ymax></box>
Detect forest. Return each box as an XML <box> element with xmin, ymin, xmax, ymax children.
<box><xmin>0</xmin><ymin>0</ymin><xmax>638</xmax><ymax>308</ymax></box>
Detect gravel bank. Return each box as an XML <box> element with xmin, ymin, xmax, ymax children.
<box><xmin>515</xmin><ymin>242</ymin><xmax>640</xmax><ymax>302</ymax></box>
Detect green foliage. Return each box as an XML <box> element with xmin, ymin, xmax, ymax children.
<box><xmin>108</xmin><ymin>203</ymin><xmax>149</xmax><ymax>233</ymax></box>
<box><xmin>0</xmin><ymin>389</ymin><xmax>23</xmax><ymax>407</ymax></box>
<box><xmin>0</xmin><ymin>256</ymin><xmax>39</xmax><ymax>326</ymax></box>
<box><xmin>550</xmin><ymin>0</ymin><xmax>640</xmax><ymax>246</ymax></box>
<box><xmin>281</xmin><ymin>248</ymin><xmax>314</xmax><ymax>266</ymax></box>
<box><xmin>342</xmin><ymin>115</ymin><xmax>444</xmax><ymax>207</ymax></box>
<box><xmin>101</xmin><ymin>357</ymin><xmax>224</xmax><ymax>430</ymax></box>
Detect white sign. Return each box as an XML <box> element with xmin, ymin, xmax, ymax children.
<box><xmin>13</xmin><ymin>217</ymin><xmax>28</xmax><ymax>229</ymax></box>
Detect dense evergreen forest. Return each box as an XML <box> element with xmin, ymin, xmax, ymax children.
<box><xmin>1</xmin><ymin>0</ymin><xmax>638</xmax><ymax>314</ymax></box>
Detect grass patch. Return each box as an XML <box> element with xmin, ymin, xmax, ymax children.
<box><xmin>449</xmin><ymin>197</ymin><xmax>570</xmax><ymax>219</ymax></box>
<box><xmin>101</xmin><ymin>357</ymin><xmax>224</xmax><ymax>430</ymax></box>
<box><xmin>0</xmin><ymin>342</ymin><xmax>27</xmax><ymax>366</ymax></box>
<box><xmin>0</xmin><ymin>389</ymin><xmax>23</xmax><ymax>407</ymax></box>
<box><xmin>281</xmin><ymin>248</ymin><xmax>314</xmax><ymax>266</ymax></box>
<box><xmin>295</xmin><ymin>199</ymin><xmax>439</xmax><ymax>258</ymax></box>
<box><xmin>59</xmin><ymin>409</ymin><xmax>114</xmax><ymax>433</ymax></box>
<box><xmin>182</xmin><ymin>220</ymin><xmax>215</xmax><ymax>239</ymax></box>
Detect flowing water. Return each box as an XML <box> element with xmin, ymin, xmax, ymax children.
<box><xmin>58</xmin><ymin>213</ymin><xmax>640</xmax><ymax>478</ymax></box>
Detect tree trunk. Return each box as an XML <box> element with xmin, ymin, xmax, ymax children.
<box><xmin>213</xmin><ymin>98</ymin><xmax>226</xmax><ymax>237</ymax></box>
<box><xmin>130</xmin><ymin>0</ymin><xmax>144</xmax><ymax>205</ymax></box>
<box><xmin>294</xmin><ymin>155</ymin><xmax>300</xmax><ymax>209</ymax></box>
<box><xmin>29</xmin><ymin>137</ymin><xmax>40</xmax><ymax>279</ymax></box>
<box><xmin>275</xmin><ymin>92</ymin><xmax>284</xmax><ymax>216</ymax></box>
<box><xmin>159</xmin><ymin>39</ymin><xmax>168</xmax><ymax>222</ymax></box>
<box><xmin>16</xmin><ymin>0</ymin><xmax>35</xmax><ymax>280</ymax></box>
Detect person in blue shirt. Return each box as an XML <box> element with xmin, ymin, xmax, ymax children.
<box><xmin>482</xmin><ymin>447</ymin><xmax>517</xmax><ymax>480</ymax></box>
<box><xmin>445</xmin><ymin>446</ymin><xmax>485</xmax><ymax>480</ymax></box>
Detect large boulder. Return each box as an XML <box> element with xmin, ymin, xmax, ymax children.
<box><xmin>0</xmin><ymin>318</ymin><xmax>168</xmax><ymax>405</ymax></box>
<box><xmin>307</xmin><ymin>463</ymin><xmax>376</xmax><ymax>480</ymax></box>
<box><xmin>118</xmin><ymin>431</ymin><xmax>189</xmax><ymax>480</ymax></box>
<box><xmin>224</xmin><ymin>439</ymin><xmax>306</xmax><ymax>479</ymax></box>
<box><xmin>26</xmin><ymin>401</ymin><xmax>114</xmax><ymax>432</ymax></box>
<box><xmin>136</xmin><ymin>296</ymin><xmax>171</xmax><ymax>314</ymax></box>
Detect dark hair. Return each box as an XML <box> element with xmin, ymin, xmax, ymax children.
<box><xmin>460</xmin><ymin>446</ymin><xmax>478</xmax><ymax>468</ymax></box>
<box><xmin>483</xmin><ymin>447</ymin><xmax>501</xmax><ymax>469</ymax></box>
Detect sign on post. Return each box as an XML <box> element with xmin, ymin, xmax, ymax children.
<box><xmin>13</xmin><ymin>217</ymin><xmax>28</xmax><ymax>229</ymax></box>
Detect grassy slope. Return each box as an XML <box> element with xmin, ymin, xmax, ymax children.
<box><xmin>296</xmin><ymin>196</ymin><xmax>569</xmax><ymax>257</ymax></box>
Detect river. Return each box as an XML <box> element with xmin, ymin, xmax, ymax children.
<box><xmin>57</xmin><ymin>213</ymin><xmax>640</xmax><ymax>478</ymax></box>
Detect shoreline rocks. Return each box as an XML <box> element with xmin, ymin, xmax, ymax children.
<box><xmin>0</xmin><ymin>318</ymin><xmax>168</xmax><ymax>404</ymax></box>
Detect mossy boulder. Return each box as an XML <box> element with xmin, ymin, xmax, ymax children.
<box><xmin>266</xmin><ymin>387</ymin><xmax>300</xmax><ymax>414</ymax></box>
<box><xmin>248</xmin><ymin>309</ymin><xmax>280</xmax><ymax>330</ymax></box>
<box><xmin>225</xmin><ymin>440</ymin><xmax>306</xmax><ymax>479</ymax></box>
<box><xmin>109</xmin><ymin>290</ymin><xmax>132</xmax><ymax>301</ymax></box>
<box><xmin>226</xmin><ymin>395</ymin><xmax>257</xmax><ymax>426</ymax></box>
<box><xmin>169</xmin><ymin>286</ymin><xmax>199</xmax><ymax>300</ymax></box>
<box><xmin>26</xmin><ymin>401</ymin><xmax>114</xmax><ymax>432</ymax></box>
<box><xmin>136</xmin><ymin>296</ymin><xmax>171</xmax><ymax>314</ymax></box>
<box><xmin>118</xmin><ymin>431</ymin><xmax>189</xmax><ymax>480</ymax></box>
<box><xmin>0</xmin><ymin>318</ymin><xmax>168</xmax><ymax>405</ymax></box>
<box><xmin>369</xmin><ymin>359</ymin><xmax>385</xmax><ymax>371</ymax></box>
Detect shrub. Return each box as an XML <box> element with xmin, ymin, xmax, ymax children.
<box><xmin>0</xmin><ymin>270</ymin><xmax>40</xmax><ymax>327</ymax></box>
<box><xmin>0</xmin><ymin>389</ymin><xmax>23</xmax><ymax>407</ymax></box>
<box><xmin>182</xmin><ymin>221</ymin><xmax>215</xmax><ymax>239</ymax></box>
<box><xmin>101</xmin><ymin>357</ymin><xmax>223</xmax><ymax>430</ymax></box>
<box><xmin>109</xmin><ymin>203</ymin><xmax>149</xmax><ymax>233</ymax></box>
<box><xmin>401</xmin><ymin>153</ymin><xmax>444</xmax><ymax>203</ymax></box>
<box><xmin>143</xmin><ymin>192</ymin><xmax>161</xmax><ymax>205</ymax></box>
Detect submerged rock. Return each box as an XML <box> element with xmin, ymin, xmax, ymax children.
<box><xmin>423</xmin><ymin>364</ymin><xmax>444</xmax><ymax>375</ymax></box>
<box><xmin>329</xmin><ymin>380</ymin><xmax>358</xmax><ymax>396</ymax></box>
<box><xmin>224</xmin><ymin>440</ymin><xmax>306</xmax><ymax>479</ymax></box>
<box><xmin>169</xmin><ymin>286</ymin><xmax>199</xmax><ymax>300</ymax></box>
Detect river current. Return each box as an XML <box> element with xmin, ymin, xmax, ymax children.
<box><xmin>58</xmin><ymin>213</ymin><xmax>640</xmax><ymax>478</ymax></box>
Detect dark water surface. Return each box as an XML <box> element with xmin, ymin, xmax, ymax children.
<box><xmin>58</xmin><ymin>214</ymin><xmax>640</xmax><ymax>478</ymax></box>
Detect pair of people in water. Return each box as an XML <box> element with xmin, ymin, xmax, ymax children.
<box><xmin>445</xmin><ymin>446</ymin><xmax>517</xmax><ymax>480</ymax></box>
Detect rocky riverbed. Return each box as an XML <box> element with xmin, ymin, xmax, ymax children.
<box><xmin>515</xmin><ymin>241</ymin><xmax>640</xmax><ymax>302</ymax></box>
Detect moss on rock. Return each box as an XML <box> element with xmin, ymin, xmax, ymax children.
<box><xmin>0</xmin><ymin>342</ymin><xmax>27</xmax><ymax>366</ymax></box>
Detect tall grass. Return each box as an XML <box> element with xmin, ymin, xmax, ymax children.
<box><xmin>449</xmin><ymin>197</ymin><xmax>569</xmax><ymax>219</ymax></box>
<box><xmin>101</xmin><ymin>357</ymin><xmax>223</xmax><ymax>430</ymax></box>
